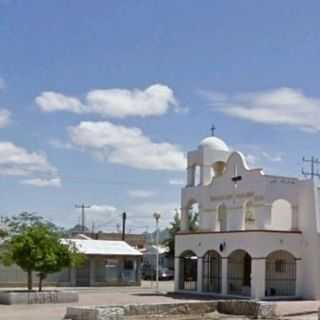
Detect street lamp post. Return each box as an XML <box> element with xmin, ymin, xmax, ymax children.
<box><xmin>153</xmin><ymin>212</ymin><xmax>160</xmax><ymax>293</ymax></box>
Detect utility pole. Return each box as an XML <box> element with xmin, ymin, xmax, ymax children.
<box><xmin>302</xmin><ymin>156</ymin><xmax>320</xmax><ymax>180</ymax></box>
<box><xmin>122</xmin><ymin>212</ymin><xmax>127</xmax><ymax>241</ymax></box>
<box><xmin>153</xmin><ymin>212</ymin><xmax>161</xmax><ymax>294</ymax></box>
<box><xmin>75</xmin><ymin>204</ymin><xmax>91</xmax><ymax>233</ymax></box>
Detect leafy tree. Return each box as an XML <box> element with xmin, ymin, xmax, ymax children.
<box><xmin>2</xmin><ymin>225</ymin><xmax>84</xmax><ymax>291</ymax></box>
<box><xmin>3</xmin><ymin>212</ymin><xmax>64</xmax><ymax>236</ymax></box>
<box><xmin>163</xmin><ymin>209</ymin><xmax>198</xmax><ymax>258</ymax></box>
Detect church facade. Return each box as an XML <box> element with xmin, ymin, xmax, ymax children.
<box><xmin>174</xmin><ymin>135</ymin><xmax>320</xmax><ymax>300</ymax></box>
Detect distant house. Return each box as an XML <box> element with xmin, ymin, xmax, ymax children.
<box><xmin>61</xmin><ymin>237</ymin><xmax>142</xmax><ymax>286</ymax></box>
<box><xmin>0</xmin><ymin>236</ymin><xmax>142</xmax><ymax>287</ymax></box>
<box><xmin>68</xmin><ymin>229</ymin><xmax>146</xmax><ymax>249</ymax></box>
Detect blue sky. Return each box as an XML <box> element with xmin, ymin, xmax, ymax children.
<box><xmin>1</xmin><ymin>1</ymin><xmax>320</xmax><ymax>232</ymax></box>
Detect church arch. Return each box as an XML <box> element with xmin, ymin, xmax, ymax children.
<box><xmin>179</xmin><ymin>250</ymin><xmax>198</xmax><ymax>291</ymax></box>
<box><xmin>217</xmin><ymin>203</ymin><xmax>227</xmax><ymax>231</ymax></box>
<box><xmin>202</xmin><ymin>250</ymin><xmax>221</xmax><ymax>293</ymax></box>
<box><xmin>212</xmin><ymin>161</ymin><xmax>226</xmax><ymax>177</ymax></box>
<box><xmin>271</xmin><ymin>199</ymin><xmax>293</xmax><ymax>230</ymax></box>
<box><xmin>243</xmin><ymin>200</ymin><xmax>256</xmax><ymax>230</ymax></box>
<box><xmin>265</xmin><ymin>250</ymin><xmax>296</xmax><ymax>297</ymax></box>
<box><xmin>227</xmin><ymin>249</ymin><xmax>251</xmax><ymax>296</ymax></box>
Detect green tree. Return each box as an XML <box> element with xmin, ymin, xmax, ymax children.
<box><xmin>3</xmin><ymin>212</ymin><xmax>64</xmax><ymax>236</ymax></box>
<box><xmin>163</xmin><ymin>209</ymin><xmax>198</xmax><ymax>258</ymax></box>
<box><xmin>2</xmin><ymin>225</ymin><xmax>84</xmax><ymax>291</ymax></box>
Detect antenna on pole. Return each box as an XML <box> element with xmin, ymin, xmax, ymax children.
<box><xmin>75</xmin><ymin>203</ymin><xmax>91</xmax><ymax>233</ymax></box>
<box><xmin>302</xmin><ymin>156</ymin><xmax>320</xmax><ymax>180</ymax></box>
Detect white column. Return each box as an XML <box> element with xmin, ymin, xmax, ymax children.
<box><xmin>89</xmin><ymin>257</ymin><xmax>95</xmax><ymax>286</ymax></box>
<box><xmin>251</xmin><ymin>258</ymin><xmax>266</xmax><ymax>299</ymax></box>
<box><xmin>221</xmin><ymin>258</ymin><xmax>228</xmax><ymax>295</ymax></box>
<box><xmin>174</xmin><ymin>257</ymin><xmax>180</xmax><ymax>291</ymax></box>
<box><xmin>197</xmin><ymin>257</ymin><xmax>203</xmax><ymax>292</ymax></box>
<box><xmin>181</xmin><ymin>208</ymin><xmax>189</xmax><ymax>232</ymax></box>
<box><xmin>296</xmin><ymin>259</ymin><xmax>303</xmax><ymax>297</ymax></box>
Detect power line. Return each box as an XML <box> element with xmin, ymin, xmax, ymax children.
<box><xmin>302</xmin><ymin>156</ymin><xmax>320</xmax><ymax>180</ymax></box>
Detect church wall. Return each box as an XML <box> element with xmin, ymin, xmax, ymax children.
<box><xmin>297</xmin><ymin>180</ymin><xmax>320</xmax><ymax>299</ymax></box>
<box><xmin>178</xmin><ymin>136</ymin><xmax>320</xmax><ymax>299</ymax></box>
<box><xmin>175</xmin><ymin>231</ymin><xmax>302</xmax><ymax>259</ymax></box>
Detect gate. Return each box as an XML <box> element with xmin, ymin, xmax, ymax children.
<box><xmin>179</xmin><ymin>251</ymin><xmax>197</xmax><ymax>291</ymax></box>
<box><xmin>227</xmin><ymin>250</ymin><xmax>251</xmax><ymax>296</ymax></box>
<box><xmin>266</xmin><ymin>250</ymin><xmax>296</xmax><ymax>297</ymax></box>
<box><xmin>202</xmin><ymin>250</ymin><xmax>221</xmax><ymax>293</ymax></box>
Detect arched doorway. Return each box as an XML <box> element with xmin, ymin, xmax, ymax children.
<box><xmin>202</xmin><ymin>250</ymin><xmax>221</xmax><ymax>293</ymax></box>
<box><xmin>227</xmin><ymin>250</ymin><xmax>251</xmax><ymax>296</ymax></box>
<box><xmin>243</xmin><ymin>200</ymin><xmax>256</xmax><ymax>230</ymax></box>
<box><xmin>266</xmin><ymin>250</ymin><xmax>296</xmax><ymax>297</ymax></box>
<box><xmin>217</xmin><ymin>204</ymin><xmax>227</xmax><ymax>231</ymax></box>
<box><xmin>271</xmin><ymin>199</ymin><xmax>293</xmax><ymax>230</ymax></box>
<box><xmin>179</xmin><ymin>250</ymin><xmax>198</xmax><ymax>291</ymax></box>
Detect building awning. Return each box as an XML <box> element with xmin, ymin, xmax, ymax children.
<box><xmin>62</xmin><ymin>238</ymin><xmax>142</xmax><ymax>256</ymax></box>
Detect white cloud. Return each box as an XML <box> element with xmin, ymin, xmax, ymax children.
<box><xmin>0</xmin><ymin>109</ymin><xmax>10</xmax><ymax>128</ymax></box>
<box><xmin>261</xmin><ymin>151</ymin><xmax>283</xmax><ymax>162</ymax></box>
<box><xmin>84</xmin><ymin>204</ymin><xmax>119</xmax><ymax>230</ymax></box>
<box><xmin>36</xmin><ymin>84</ymin><xmax>178</xmax><ymax>118</ymax></box>
<box><xmin>235</xmin><ymin>144</ymin><xmax>284</xmax><ymax>169</ymax></box>
<box><xmin>0</xmin><ymin>142</ymin><xmax>61</xmax><ymax>186</ymax></box>
<box><xmin>127</xmin><ymin>201</ymin><xmax>179</xmax><ymax>231</ymax></box>
<box><xmin>88</xmin><ymin>204</ymin><xmax>117</xmax><ymax>214</ymax></box>
<box><xmin>202</xmin><ymin>87</ymin><xmax>320</xmax><ymax>132</ymax></box>
<box><xmin>49</xmin><ymin>138</ymin><xmax>75</xmax><ymax>150</ymax></box>
<box><xmin>169</xmin><ymin>178</ymin><xmax>185</xmax><ymax>186</ymax></box>
<box><xmin>0</xmin><ymin>142</ymin><xmax>57</xmax><ymax>177</ymax></box>
<box><xmin>128</xmin><ymin>189</ymin><xmax>155</xmax><ymax>198</ymax></box>
<box><xmin>21</xmin><ymin>177</ymin><xmax>61</xmax><ymax>188</ymax></box>
<box><xmin>35</xmin><ymin>91</ymin><xmax>84</xmax><ymax>113</ymax></box>
<box><xmin>68</xmin><ymin>121</ymin><xmax>186</xmax><ymax>171</ymax></box>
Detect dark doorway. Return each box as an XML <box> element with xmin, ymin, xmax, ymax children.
<box><xmin>243</xmin><ymin>253</ymin><xmax>251</xmax><ymax>286</ymax></box>
<box><xmin>179</xmin><ymin>251</ymin><xmax>198</xmax><ymax>291</ymax></box>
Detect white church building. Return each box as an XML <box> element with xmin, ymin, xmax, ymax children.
<box><xmin>175</xmin><ymin>134</ymin><xmax>320</xmax><ymax>300</ymax></box>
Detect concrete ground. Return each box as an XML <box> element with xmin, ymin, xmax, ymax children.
<box><xmin>0</xmin><ymin>281</ymin><xmax>318</xmax><ymax>320</ymax></box>
<box><xmin>0</xmin><ymin>281</ymin><xmax>200</xmax><ymax>320</ymax></box>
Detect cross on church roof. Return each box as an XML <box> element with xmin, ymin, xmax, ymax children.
<box><xmin>211</xmin><ymin>124</ymin><xmax>216</xmax><ymax>136</ymax></box>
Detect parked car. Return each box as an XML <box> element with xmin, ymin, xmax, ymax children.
<box><xmin>142</xmin><ymin>264</ymin><xmax>174</xmax><ymax>280</ymax></box>
<box><xmin>159</xmin><ymin>267</ymin><xmax>174</xmax><ymax>280</ymax></box>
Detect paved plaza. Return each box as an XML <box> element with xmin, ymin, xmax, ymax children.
<box><xmin>0</xmin><ymin>281</ymin><xmax>196</xmax><ymax>320</ymax></box>
<box><xmin>0</xmin><ymin>282</ymin><xmax>318</xmax><ymax>320</ymax></box>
